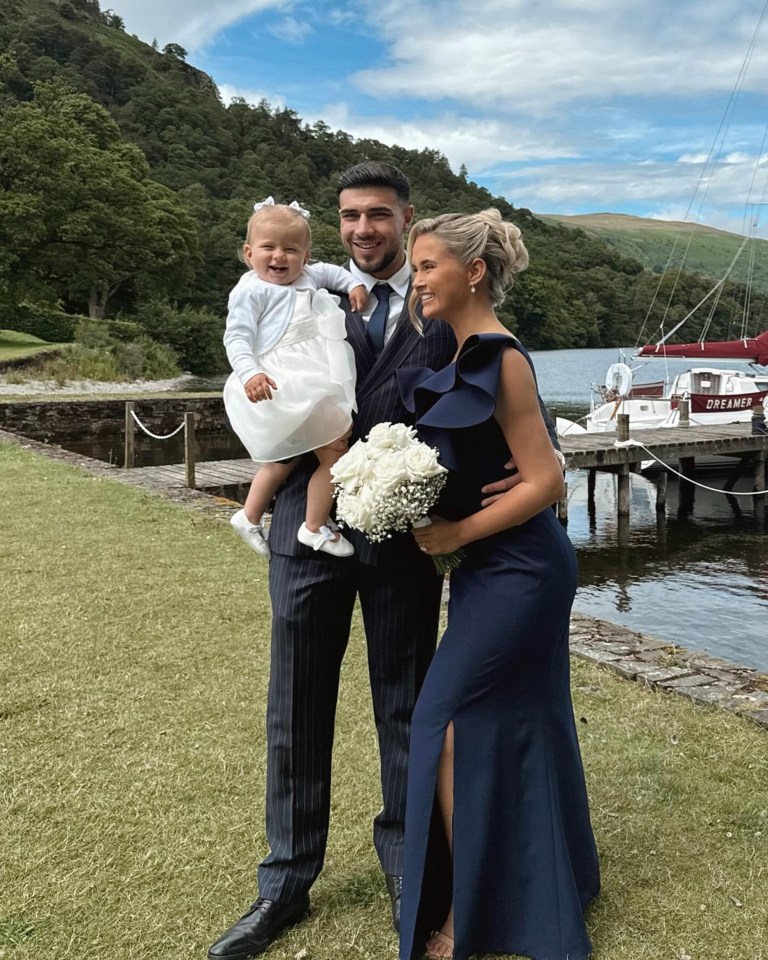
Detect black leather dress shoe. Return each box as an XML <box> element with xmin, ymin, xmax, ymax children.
<box><xmin>207</xmin><ymin>896</ymin><xmax>310</xmax><ymax>959</ymax></box>
<box><xmin>384</xmin><ymin>874</ymin><xmax>402</xmax><ymax>933</ymax></box>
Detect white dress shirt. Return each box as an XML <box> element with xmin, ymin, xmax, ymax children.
<box><xmin>348</xmin><ymin>259</ymin><xmax>412</xmax><ymax>346</ymax></box>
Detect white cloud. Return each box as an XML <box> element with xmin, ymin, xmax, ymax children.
<box><xmin>108</xmin><ymin>0</ymin><xmax>291</xmax><ymax>50</ymax></box>
<box><xmin>218</xmin><ymin>83</ymin><xmax>286</xmax><ymax>110</ymax></box>
<box><xmin>351</xmin><ymin>0</ymin><xmax>768</xmax><ymax>112</ymax></box>
<box><xmin>313</xmin><ymin>104</ymin><xmax>579</xmax><ymax>170</ymax></box>
<box><xmin>267</xmin><ymin>16</ymin><xmax>313</xmax><ymax>44</ymax></box>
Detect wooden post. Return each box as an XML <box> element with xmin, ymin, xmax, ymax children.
<box><xmin>679</xmin><ymin>456</ymin><xmax>696</xmax><ymax>480</ymax></box>
<box><xmin>124</xmin><ymin>401</ymin><xmax>135</xmax><ymax>469</ymax></box>
<box><xmin>617</xmin><ymin>413</ymin><xmax>630</xmax><ymax>443</ymax></box>
<box><xmin>586</xmin><ymin>469</ymin><xmax>596</xmax><ymax>528</ymax></box>
<box><xmin>655</xmin><ymin>470</ymin><xmax>668</xmax><ymax>512</ymax></box>
<box><xmin>617</xmin><ymin>463</ymin><xmax>630</xmax><ymax>519</ymax></box>
<box><xmin>557</xmin><ymin>481</ymin><xmax>568</xmax><ymax>525</ymax></box>
<box><xmin>184</xmin><ymin>412</ymin><xmax>197</xmax><ymax>489</ymax></box>
<box><xmin>752</xmin><ymin>401</ymin><xmax>767</xmax><ymax>435</ymax></box>
<box><xmin>678</xmin><ymin>398</ymin><xmax>690</xmax><ymax>427</ymax></box>
<box><xmin>754</xmin><ymin>451</ymin><xmax>766</xmax><ymax>531</ymax></box>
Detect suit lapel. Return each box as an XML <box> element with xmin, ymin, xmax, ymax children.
<box><xmin>357</xmin><ymin>280</ymin><xmax>427</xmax><ymax>403</ymax></box>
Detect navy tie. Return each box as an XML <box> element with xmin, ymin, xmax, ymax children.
<box><xmin>367</xmin><ymin>283</ymin><xmax>392</xmax><ymax>355</ymax></box>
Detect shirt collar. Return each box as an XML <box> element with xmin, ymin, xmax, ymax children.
<box><xmin>348</xmin><ymin>258</ymin><xmax>412</xmax><ymax>299</ymax></box>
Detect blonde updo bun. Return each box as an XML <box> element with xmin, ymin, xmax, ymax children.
<box><xmin>407</xmin><ymin>207</ymin><xmax>528</xmax><ymax>307</ymax></box>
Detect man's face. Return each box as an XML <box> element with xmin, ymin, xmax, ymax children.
<box><xmin>338</xmin><ymin>187</ymin><xmax>414</xmax><ymax>279</ymax></box>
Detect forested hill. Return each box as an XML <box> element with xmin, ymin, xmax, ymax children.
<box><xmin>1</xmin><ymin>0</ymin><xmax>764</xmax><ymax>359</ymax></box>
<box><xmin>539</xmin><ymin>213</ymin><xmax>768</xmax><ymax>296</ymax></box>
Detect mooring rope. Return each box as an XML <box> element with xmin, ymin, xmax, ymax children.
<box><xmin>130</xmin><ymin>409</ymin><xmax>186</xmax><ymax>441</ymax></box>
<box><xmin>613</xmin><ymin>439</ymin><xmax>767</xmax><ymax>497</ymax></box>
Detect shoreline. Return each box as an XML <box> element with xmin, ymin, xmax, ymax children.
<box><xmin>0</xmin><ymin>373</ymin><xmax>201</xmax><ymax>397</ymax></box>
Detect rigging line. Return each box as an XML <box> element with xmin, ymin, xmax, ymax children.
<box><xmin>640</xmin><ymin>0</ymin><xmax>768</xmax><ymax>344</ymax></box>
<box><xmin>651</xmin><ymin>237</ymin><xmax>749</xmax><ymax>347</ymax></box>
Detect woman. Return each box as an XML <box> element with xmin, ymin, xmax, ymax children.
<box><xmin>397</xmin><ymin>210</ymin><xmax>599</xmax><ymax>960</ymax></box>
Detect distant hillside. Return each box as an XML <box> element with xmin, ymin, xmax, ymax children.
<box><xmin>538</xmin><ymin>212</ymin><xmax>768</xmax><ymax>295</ymax></box>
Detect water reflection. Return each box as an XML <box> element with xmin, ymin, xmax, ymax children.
<box><xmin>568</xmin><ymin>470</ymin><xmax>768</xmax><ymax>670</ymax></box>
<box><xmin>66</xmin><ymin>429</ymin><xmax>247</xmax><ymax>469</ymax></box>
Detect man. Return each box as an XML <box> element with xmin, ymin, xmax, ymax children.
<box><xmin>209</xmin><ymin>162</ymin><xmax>555</xmax><ymax>960</ymax></box>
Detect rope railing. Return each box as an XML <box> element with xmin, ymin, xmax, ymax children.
<box><xmin>613</xmin><ymin>438</ymin><xmax>766</xmax><ymax>497</ymax></box>
<box><xmin>129</xmin><ymin>409</ymin><xmax>186</xmax><ymax>440</ymax></box>
<box><xmin>123</xmin><ymin>401</ymin><xmax>198</xmax><ymax>489</ymax></box>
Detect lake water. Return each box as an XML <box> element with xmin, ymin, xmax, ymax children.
<box><xmin>529</xmin><ymin>348</ymin><xmax>768</xmax><ymax>672</ymax></box>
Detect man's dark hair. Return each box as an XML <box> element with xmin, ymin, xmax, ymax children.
<box><xmin>336</xmin><ymin>161</ymin><xmax>410</xmax><ymax>202</ymax></box>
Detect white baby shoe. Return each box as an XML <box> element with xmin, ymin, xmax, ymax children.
<box><xmin>230</xmin><ymin>509</ymin><xmax>270</xmax><ymax>558</ymax></box>
<box><xmin>297</xmin><ymin>522</ymin><xmax>354</xmax><ymax>557</ymax></box>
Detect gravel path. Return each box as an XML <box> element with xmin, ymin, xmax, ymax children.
<box><xmin>0</xmin><ymin>374</ymin><xmax>198</xmax><ymax>396</ymax></box>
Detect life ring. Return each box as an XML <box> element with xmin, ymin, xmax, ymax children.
<box><xmin>604</xmin><ymin>362</ymin><xmax>633</xmax><ymax>398</ymax></box>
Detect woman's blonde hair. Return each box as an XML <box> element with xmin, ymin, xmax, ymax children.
<box><xmin>407</xmin><ymin>208</ymin><xmax>528</xmax><ymax>320</ymax></box>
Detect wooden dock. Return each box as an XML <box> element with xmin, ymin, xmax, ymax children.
<box><xmin>559</xmin><ymin>421</ymin><xmax>768</xmax><ymax>469</ymax></box>
<box><xmin>558</xmin><ymin>419</ymin><xmax>767</xmax><ymax>528</ymax></box>
<box><xmin>115</xmin><ymin>420</ymin><xmax>768</xmax><ymax>530</ymax></box>
<box><xmin>114</xmin><ymin>457</ymin><xmax>255</xmax><ymax>494</ymax></box>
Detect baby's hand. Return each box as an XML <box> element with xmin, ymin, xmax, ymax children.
<box><xmin>348</xmin><ymin>284</ymin><xmax>367</xmax><ymax>313</ymax></box>
<box><xmin>244</xmin><ymin>373</ymin><xmax>278</xmax><ymax>402</ymax></box>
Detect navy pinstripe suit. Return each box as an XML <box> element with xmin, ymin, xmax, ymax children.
<box><xmin>258</xmin><ymin>283</ymin><xmax>455</xmax><ymax>901</ymax></box>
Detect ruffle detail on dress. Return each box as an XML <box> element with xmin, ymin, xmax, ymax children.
<box><xmin>398</xmin><ymin>334</ymin><xmax>514</xmax><ymax>428</ymax></box>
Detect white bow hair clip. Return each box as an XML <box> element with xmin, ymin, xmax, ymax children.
<box><xmin>253</xmin><ymin>196</ymin><xmax>311</xmax><ymax>219</ymax></box>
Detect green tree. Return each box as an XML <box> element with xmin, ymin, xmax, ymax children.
<box><xmin>0</xmin><ymin>78</ymin><xmax>200</xmax><ymax>318</ymax></box>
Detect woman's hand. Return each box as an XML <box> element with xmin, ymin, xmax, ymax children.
<box><xmin>412</xmin><ymin>517</ymin><xmax>465</xmax><ymax>556</ymax></box>
<box><xmin>244</xmin><ymin>372</ymin><xmax>278</xmax><ymax>402</ymax></box>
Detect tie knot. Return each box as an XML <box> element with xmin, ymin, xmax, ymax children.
<box><xmin>373</xmin><ymin>283</ymin><xmax>392</xmax><ymax>302</ymax></box>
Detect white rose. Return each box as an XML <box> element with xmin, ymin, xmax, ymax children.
<box><xmin>366</xmin><ymin>421</ymin><xmax>417</xmax><ymax>452</ymax></box>
<box><xmin>331</xmin><ymin>440</ymin><xmax>371</xmax><ymax>493</ymax></box>
<box><xmin>372</xmin><ymin>450</ymin><xmax>408</xmax><ymax>493</ymax></box>
<box><xmin>337</xmin><ymin>492</ymin><xmax>372</xmax><ymax>531</ymax></box>
<box><xmin>403</xmin><ymin>443</ymin><xmax>446</xmax><ymax>480</ymax></box>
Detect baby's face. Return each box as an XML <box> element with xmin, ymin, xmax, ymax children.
<box><xmin>244</xmin><ymin>218</ymin><xmax>310</xmax><ymax>286</ymax></box>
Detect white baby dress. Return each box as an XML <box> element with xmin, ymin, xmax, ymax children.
<box><xmin>224</xmin><ymin>288</ymin><xmax>357</xmax><ymax>462</ymax></box>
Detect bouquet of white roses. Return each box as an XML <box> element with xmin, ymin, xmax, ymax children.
<box><xmin>330</xmin><ymin>422</ymin><xmax>464</xmax><ymax>573</ymax></box>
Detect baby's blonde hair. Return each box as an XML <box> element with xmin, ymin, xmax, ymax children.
<box><xmin>243</xmin><ymin>204</ymin><xmax>312</xmax><ymax>256</ymax></box>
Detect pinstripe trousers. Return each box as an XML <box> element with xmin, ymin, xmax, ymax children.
<box><xmin>258</xmin><ymin>543</ymin><xmax>443</xmax><ymax>902</ymax></box>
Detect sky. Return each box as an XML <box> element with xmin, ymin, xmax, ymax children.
<box><xmin>107</xmin><ymin>0</ymin><xmax>768</xmax><ymax>237</ymax></box>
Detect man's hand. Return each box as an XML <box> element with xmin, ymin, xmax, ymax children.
<box><xmin>348</xmin><ymin>284</ymin><xmax>368</xmax><ymax>312</ymax></box>
<box><xmin>480</xmin><ymin>456</ymin><xmax>522</xmax><ymax>507</ymax></box>
<box><xmin>244</xmin><ymin>372</ymin><xmax>278</xmax><ymax>402</ymax></box>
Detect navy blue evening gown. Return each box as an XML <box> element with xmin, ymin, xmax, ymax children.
<box><xmin>397</xmin><ymin>334</ymin><xmax>599</xmax><ymax>960</ymax></box>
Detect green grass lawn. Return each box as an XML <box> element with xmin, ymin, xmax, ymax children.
<box><xmin>0</xmin><ymin>329</ymin><xmax>69</xmax><ymax>363</ymax></box>
<box><xmin>1</xmin><ymin>442</ymin><xmax>766</xmax><ymax>960</ymax></box>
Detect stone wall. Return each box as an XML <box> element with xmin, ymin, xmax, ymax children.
<box><xmin>0</xmin><ymin>397</ymin><xmax>229</xmax><ymax>444</ymax></box>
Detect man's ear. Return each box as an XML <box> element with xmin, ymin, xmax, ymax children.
<box><xmin>402</xmin><ymin>204</ymin><xmax>415</xmax><ymax>232</ymax></box>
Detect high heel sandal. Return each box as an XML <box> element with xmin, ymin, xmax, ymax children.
<box><xmin>425</xmin><ymin>930</ymin><xmax>454</xmax><ymax>960</ymax></box>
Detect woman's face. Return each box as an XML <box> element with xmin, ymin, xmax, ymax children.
<box><xmin>410</xmin><ymin>234</ymin><xmax>473</xmax><ymax>321</ymax></box>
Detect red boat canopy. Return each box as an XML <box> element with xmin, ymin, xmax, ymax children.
<box><xmin>637</xmin><ymin>331</ymin><xmax>768</xmax><ymax>365</ymax></box>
